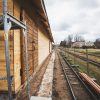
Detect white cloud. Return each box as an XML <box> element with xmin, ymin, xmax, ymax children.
<box><xmin>44</xmin><ymin>0</ymin><xmax>100</xmax><ymax>43</ymax></box>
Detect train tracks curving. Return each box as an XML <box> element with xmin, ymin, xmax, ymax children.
<box><xmin>58</xmin><ymin>51</ymin><xmax>98</xmax><ymax>100</ymax></box>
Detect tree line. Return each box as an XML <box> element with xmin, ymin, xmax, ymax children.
<box><xmin>60</xmin><ymin>34</ymin><xmax>100</xmax><ymax>49</ymax></box>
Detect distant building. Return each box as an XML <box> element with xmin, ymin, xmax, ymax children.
<box><xmin>72</xmin><ymin>41</ymin><xmax>85</xmax><ymax>48</ymax></box>
<box><xmin>72</xmin><ymin>41</ymin><xmax>94</xmax><ymax>48</ymax></box>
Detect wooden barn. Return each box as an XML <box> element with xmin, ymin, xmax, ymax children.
<box><xmin>0</xmin><ymin>0</ymin><xmax>53</xmax><ymax>95</ymax></box>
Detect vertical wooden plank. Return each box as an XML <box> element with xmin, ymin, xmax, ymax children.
<box><xmin>13</xmin><ymin>0</ymin><xmax>21</xmax><ymax>92</ymax></box>
<box><xmin>21</xmin><ymin>11</ymin><xmax>38</xmax><ymax>83</ymax></box>
<box><xmin>0</xmin><ymin>30</ymin><xmax>14</xmax><ymax>91</ymax></box>
<box><xmin>13</xmin><ymin>30</ymin><xmax>21</xmax><ymax>92</ymax></box>
<box><xmin>0</xmin><ymin>0</ymin><xmax>3</xmax><ymax>16</ymax></box>
<box><xmin>0</xmin><ymin>0</ymin><xmax>14</xmax><ymax>92</ymax></box>
<box><xmin>0</xmin><ymin>0</ymin><xmax>13</xmax><ymax>16</ymax></box>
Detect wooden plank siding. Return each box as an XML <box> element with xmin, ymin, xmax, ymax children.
<box><xmin>0</xmin><ymin>30</ymin><xmax>14</xmax><ymax>91</ymax></box>
<box><xmin>0</xmin><ymin>0</ymin><xmax>52</xmax><ymax>94</ymax></box>
<box><xmin>13</xmin><ymin>0</ymin><xmax>21</xmax><ymax>93</ymax></box>
<box><xmin>0</xmin><ymin>0</ymin><xmax>22</xmax><ymax>93</ymax></box>
<box><xmin>0</xmin><ymin>0</ymin><xmax>15</xmax><ymax>92</ymax></box>
<box><xmin>0</xmin><ymin>0</ymin><xmax>13</xmax><ymax>16</ymax></box>
<box><xmin>21</xmin><ymin>12</ymin><xmax>38</xmax><ymax>83</ymax></box>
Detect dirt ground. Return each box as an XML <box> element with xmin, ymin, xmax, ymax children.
<box><xmin>16</xmin><ymin>54</ymin><xmax>52</xmax><ymax>100</ymax></box>
<box><xmin>52</xmin><ymin>53</ymin><xmax>72</xmax><ymax>100</ymax></box>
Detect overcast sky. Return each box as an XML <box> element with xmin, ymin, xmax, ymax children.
<box><xmin>44</xmin><ymin>0</ymin><xmax>100</xmax><ymax>44</ymax></box>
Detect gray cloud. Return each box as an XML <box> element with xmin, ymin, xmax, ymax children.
<box><xmin>79</xmin><ymin>0</ymin><xmax>99</xmax><ymax>9</ymax></box>
<box><xmin>52</xmin><ymin>22</ymin><xmax>71</xmax><ymax>31</ymax></box>
<box><xmin>44</xmin><ymin>0</ymin><xmax>100</xmax><ymax>43</ymax></box>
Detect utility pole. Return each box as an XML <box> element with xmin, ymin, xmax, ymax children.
<box><xmin>86</xmin><ymin>47</ymin><xmax>89</xmax><ymax>75</ymax></box>
<box><xmin>68</xmin><ymin>47</ymin><xmax>69</xmax><ymax>58</ymax></box>
<box><xmin>74</xmin><ymin>47</ymin><xmax>75</xmax><ymax>64</ymax></box>
<box><xmin>66</xmin><ymin>47</ymin><xmax>67</xmax><ymax>57</ymax></box>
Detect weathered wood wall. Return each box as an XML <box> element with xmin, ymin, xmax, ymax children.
<box><xmin>20</xmin><ymin>0</ymin><xmax>38</xmax><ymax>82</ymax></box>
<box><xmin>13</xmin><ymin>0</ymin><xmax>21</xmax><ymax>93</ymax></box>
<box><xmin>21</xmin><ymin>12</ymin><xmax>38</xmax><ymax>83</ymax></box>
<box><xmin>0</xmin><ymin>0</ymin><xmax>13</xmax><ymax>16</ymax></box>
<box><xmin>0</xmin><ymin>30</ymin><xmax>14</xmax><ymax>91</ymax></box>
<box><xmin>0</xmin><ymin>0</ymin><xmax>52</xmax><ymax>94</ymax></box>
<box><xmin>0</xmin><ymin>0</ymin><xmax>15</xmax><ymax>92</ymax></box>
<box><xmin>0</xmin><ymin>0</ymin><xmax>21</xmax><ymax>93</ymax></box>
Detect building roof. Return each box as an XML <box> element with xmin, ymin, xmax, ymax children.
<box><xmin>72</xmin><ymin>41</ymin><xmax>85</xmax><ymax>47</ymax></box>
<box><xmin>32</xmin><ymin>0</ymin><xmax>54</xmax><ymax>42</ymax></box>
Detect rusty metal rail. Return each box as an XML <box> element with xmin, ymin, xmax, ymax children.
<box><xmin>62</xmin><ymin>49</ymin><xmax>100</xmax><ymax>67</ymax></box>
<box><xmin>69</xmin><ymin>49</ymin><xmax>100</xmax><ymax>58</ymax></box>
<box><xmin>58</xmin><ymin>51</ymin><xmax>98</xmax><ymax>100</ymax></box>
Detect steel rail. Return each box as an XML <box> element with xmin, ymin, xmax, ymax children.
<box><xmin>58</xmin><ymin>51</ymin><xmax>98</xmax><ymax>100</ymax></box>
<box><xmin>69</xmin><ymin>49</ymin><xmax>100</xmax><ymax>58</ymax></box>
<box><xmin>62</xmin><ymin>55</ymin><xmax>98</xmax><ymax>100</ymax></box>
<box><xmin>58</xmin><ymin>53</ymin><xmax>77</xmax><ymax>100</ymax></box>
<box><xmin>63</xmin><ymin>49</ymin><xmax>100</xmax><ymax>67</ymax></box>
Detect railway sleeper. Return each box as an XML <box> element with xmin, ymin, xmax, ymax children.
<box><xmin>59</xmin><ymin>51</ymin><xmax>97</xmax><ymax>100</ymax></box>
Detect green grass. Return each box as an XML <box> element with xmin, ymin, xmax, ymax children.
<box><xmin>68</xmin><ymin>48</ymin><xmax>100</xmax><ymax>62</ymax></box>
<box><xmin>63</xmin><ymin>51</ymin><xmax>100</xmax><ymax>85</ymax></box>
<box><xmin>89</xmin><ymin>51</ymin><xmax>100</xmax><ymax>55</ymax></box>
<box><xmin>72</xmin><ymin>48</ymin><xmax>100</xmax><ymax>56</ymax></box>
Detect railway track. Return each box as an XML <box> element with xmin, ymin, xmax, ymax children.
<box><xmin>69</xmin><ymin>49</ymin><xmax>100</xmax><ymax>58</ymax></box>
<box><xmin>62</xmin><ymin>49</ymin><xmax>100</xmax><ymax>67</ymax></box>
<box><xmin>58</xmin><ymin>51</ymin><xmax>98</xmax><ymax>100</ymax></box>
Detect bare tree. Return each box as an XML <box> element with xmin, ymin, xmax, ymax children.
<box><xmin>60</xmin><ymin>40</ymin><xmax>66</xmax><ymax>47</ymax></box>
<box><xmin>67</xmin><ymin>35</ymin><xmax>73</xmax><ymax>47</ymax></box>
<box><xmin>74</xmin><ymin>34</ymin><xmax>85</xmax><ymax>42</ymax></box>
<box><xmin>68</xmin><ymin>35</ymin><xmax>73</xmax><ymax>43</ymax></box>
